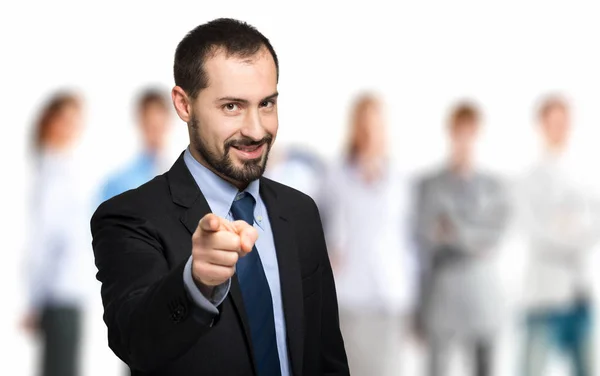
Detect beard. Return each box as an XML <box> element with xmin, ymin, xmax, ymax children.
<box><xmin>189</xmin><ymin>115</ymin><xmax>273</xmax><ymax>185</ymax></box>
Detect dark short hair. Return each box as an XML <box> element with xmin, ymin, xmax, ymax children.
<box><xmin>537</xmin><ymin>94</ymin><xmax>569</xmax><ymax>120</ymax></box>
<box><xmin>136</xmin><ymin>88</ymin><xmax>170</xmax><ymax>113</ymax></box>
<box><xmin>448</xmin><ymin>101</ymin><xmax>481</xmax><ymax>129</ymax></box>
<box><xmin>174</xmin><ymin>18</ymin><xmax>279</xmax><ymax>98</ymax></box>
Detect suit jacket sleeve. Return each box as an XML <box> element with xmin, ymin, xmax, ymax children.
<box><xmin>311</xmin><ymin>200</ymin><xmax>350</xmax><ymax>375</ymax></box>
<box><xmin>91</xmin><ymin>201</ymin><xmax>215</xmax><ymax>372</ymax></box>
<box><xmin>412</xmin><ymin>178</ymin><xmax>436</xmax><ymax>270</ymax></box>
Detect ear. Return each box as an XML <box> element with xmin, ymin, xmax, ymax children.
<box><xmin>171</xmin><ymin>86</ymin><xmax>192</xmax><ymax>123</ymax></box>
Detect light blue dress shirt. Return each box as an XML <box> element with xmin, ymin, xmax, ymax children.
<box><xmin>100</xmin><ymin>153</ymin><xmax>161</xmax><ymax>203</ymax></box>
<box><xmin>182</xmin><ymin>147</ymin><xmax>290</xmax><ymax>376</ymax></box>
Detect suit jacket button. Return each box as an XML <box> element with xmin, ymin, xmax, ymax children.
<box><xmin>171</xmin><ymin>304</ymin><xmax>187</xmax><ymax>323</ymax></box>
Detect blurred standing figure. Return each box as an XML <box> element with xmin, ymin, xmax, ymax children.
<box><xmin>99</xmin><ymin>88</ymin><xmax>172</xmax><ymax>376</ymax></box>
<box><xmin>22</xmin><ymin>91</ymin><xmax>88</xmax><ymax>376</ymax></box>
<box><xmin>322</xmin><ymin>94</ymin><xmax>417</xmax><ymax>376</ymax></box>
<box><xmin>100</xmin><ymin>88</ymin><xmax>172</xmax><ymax>202</ymax></box>
<box><xmin>518</xmin><ymin>96</ymin><xmax>600</xmax><ymax>376</ymax></box>
<box><xmin>413</xmin><ymin>103</ymin><xmax>510</xmax><ymax>376</ymax></box>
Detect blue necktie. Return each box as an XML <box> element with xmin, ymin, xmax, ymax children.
<box><xmin>231</xmin><ymin>192</ymin><xmax>282</xmax><ymax>376</ymax></box>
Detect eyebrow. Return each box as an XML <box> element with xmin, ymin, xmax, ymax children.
<box><xmin>216</xmin><ymin>92</ymin><xmax>279</xmax><ymax>104</ymax></box>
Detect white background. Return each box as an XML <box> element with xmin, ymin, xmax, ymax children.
<box><xmin>1</xmin><ymin>0</ymin><xmax>600</xmax><ymax>374</ymax></box>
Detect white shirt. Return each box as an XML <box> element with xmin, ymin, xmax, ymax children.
<box><xmin>321</xmin><ymin>160</ymin><xmax>417</xmax><ymax>315</ymax></box>
<box><xmin>517</xmin><ymin>154</ymin><xmax>600</xmax><ymax>310</ymax></box>
<box><xmin>26</xmin><ymin>150</ymin><xmax>93</xmax><ymax>310</ymax></box>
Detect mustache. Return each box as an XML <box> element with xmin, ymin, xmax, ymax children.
<box><xmin>225</xmin><ymin>135</ymin><xmax>273</xmax><ymax>149</ymax></box>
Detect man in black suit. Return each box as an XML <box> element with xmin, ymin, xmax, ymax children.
<box><xmin>91</xmin><ymin>18</ymin><xmax>349</xmax><ymax>376</ymax></box>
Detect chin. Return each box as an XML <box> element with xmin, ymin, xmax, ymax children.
<box><xmin>237</xmin><ymin>152</ymin><xmax>267</xmax><ymax>166</ymax></box>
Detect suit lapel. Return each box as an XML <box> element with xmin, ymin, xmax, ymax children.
<box><xmin>168</xmin><ymin>152</ymin><xmax>257</xmax><ymax>374</ymax></box>
<box><xmin>260</xmin><ymin>179</ymin><xmax>304</xmax><ymax>376</ymax></box>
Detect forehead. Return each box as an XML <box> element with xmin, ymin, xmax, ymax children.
<box><xmin>546</xmin><ymin>106</ymin><xmax>568</xmax><ymax>118</ymax></box>
<box><xmin>60</xmin><ymin>103</ymin><xmax>81</xmax><ymax>116</ymax></box>
<box><xmin>451</xmin><ymin>121</ymin><xmax>479</xmax><ymax>134</ymax></box>
<box><xmin>202</xmin><ymin>48</ymin><xmax>277</xmax><ymax>99</ymax></box>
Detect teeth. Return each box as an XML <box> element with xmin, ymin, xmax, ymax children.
<box><xmin>240</xmin><ymin>145</ymin><xmax>258</xmax><ymax>151</ymax></box>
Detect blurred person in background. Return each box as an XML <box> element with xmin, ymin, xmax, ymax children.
<box><xmin>322</xmin><ymin>93</ymin><xmax>417</xmax><ymax>376</ymax></box>
<box><xmin>21</xmin><ymin>91</ymin><xmax>89</xmax><ymax>376</ymax></box>
<box><xmin>413</xmin><ymin>102</ymin><xmax>510</xmax><ymax>376</ymax></box>
<box><xmin>100</xmin><ymin>88</ymin><xmax>173</xmax><ymax>203</ymax></box>
<box><xmin>98</xmin><ymin>88</ymin><xmax>173</xmax><ymax>375</ymax></box>
<box><xmin>265</xmin><ymin>144</ymin><xmax>327</xmax><ymax>208</ymax></box>
<box><xmin>517</xmin><ymin>96</ymin><xmax>600</xmax><ymax>376</ymax></box>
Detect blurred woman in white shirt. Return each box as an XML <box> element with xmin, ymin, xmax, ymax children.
<box><xmin>21</xmin><ymin>91</ymin><xmax>90</xmax><ymax>376</ymax></box>
<box><xmin>321</xmin><ymin>93</ymin><xmax>417</xmax><ymax>376</ymax></box>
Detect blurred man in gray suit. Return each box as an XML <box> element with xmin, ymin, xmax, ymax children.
<box><xmin>412</xmin><ymin>102</ymin><xmax>510</xmax><ymax>376</ymax></box>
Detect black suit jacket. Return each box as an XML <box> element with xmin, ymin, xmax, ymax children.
<box><xmin>90</xmin><ymin>152</ymin><xmax>349</xmax><ymax>376</ymax></box>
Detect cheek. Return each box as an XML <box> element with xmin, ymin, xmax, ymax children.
<box><xmin>547</xmin><ymin>124</ymin><xmax>563</xmax><ymax>140</ymax></box>
<box><xmin>262</xmin><ymin>112</ymin><xmax>279</xmax><ymax>136</ymax></box>
<box><xmin>197</xmin><ymin>111</ymin><xmax>238</xmax><ymax>148</ymax></box>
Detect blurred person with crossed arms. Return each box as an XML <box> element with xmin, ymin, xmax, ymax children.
<box><xmin>412</xmin><ymin>102</ymin><xmax>510</xmax><ymax>376</ymax></box>
<box><xmin>517</xmin><ymin>95</ymin><xmax>600</xmax><ymax>376</ymax></box>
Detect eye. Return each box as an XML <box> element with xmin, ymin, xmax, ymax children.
<box><xmin>223</xmin><ymin>103</ymin><xmax>239</xmax><ymax>112</ymax></box>
<box><xmin>260</xmin><ymin>100</ymin><xmax>275</xmax><ymax>108</ymax></box>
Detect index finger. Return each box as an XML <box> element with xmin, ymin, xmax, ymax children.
<box><xmin>198</xmin><ymin>213</ymin><xmax>237</xmax><ymax>233</ymax></box>
<box><xmin>231</xmin><ymin>220</ymin><xmax>259</xmax><ymax>254</ymax></box>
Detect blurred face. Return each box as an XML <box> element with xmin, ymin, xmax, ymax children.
<box><xmin>449</xmin><ymin>120</ymin><xmax>479</xmax><ymax>166</ymax></box>
<box><xmin>173</xmin><ymin>47</ymin><xmax>278</xmax><ymax>186</ymax></box>
<box><xmin>354</xmin><ymin>102</ymin><xmax>386</xmax><ymax>159</ymax></box>
<box><xmin>541</xmin><ymin>106</ymin><xmax>570</xmax><ymax>150</ymax></box>
<box><xmin>49</xmin><ymin>102</ymin><xmax>83</xmax><ymax>149</ymax></box>
<box><xmin>139</xmin><ymin>102</ymin><xmax>171</xmax><ymax>152</ymax></box>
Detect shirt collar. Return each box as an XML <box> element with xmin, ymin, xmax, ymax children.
<box><xmin>183</xmin><ymin>147</ymin><xmax>262</xmax><ymax>220</ymax></box>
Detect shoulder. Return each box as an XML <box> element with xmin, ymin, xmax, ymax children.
<box><xmin>93</xmin><ymin>173</ymin><xmax>171</xmax><ymax>226</ymax></box>
<box><xmin>104</xmin><ymin>159</ymin><xmax>150</xmax><ymax>186</ymax></box>
<box><xmin>476</xmin><ymin>170</ymin><xmax>508</xmax><ymax>190</ymax></box>
<box><xmin>261</xmin><ymin>177</ymin><xmax>320</xmax><ymax>217</ymax></box>
<box><xmin>414</xmin><ymin>167</ymin><xmax>444</xmax><ymax>191</ymax></box>
<box><xmin>262</xmin><ymin>176</ymin><xmax>317</xmax><ymax>206</ymax></box>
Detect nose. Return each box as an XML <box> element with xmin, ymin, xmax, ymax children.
<box><xmin>240</xmin><ymin>109</ymin><xmax>265</xmax><ymax>141</ymax></box>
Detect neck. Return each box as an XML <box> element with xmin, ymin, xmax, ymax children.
<box><xmin>144</xmin><ymin>143</ymin><xmax>166</xmax><ymax>157</ymax></box>
<box><xmin>545</xmin><ymin>143</ymin><xmax>566</xmax><ymax>157</ymax></box>
<box><xmin>450</xmin><ymin>157</ymin><xmax>473</xmax><ymax>177</ymax></box>
<box><xmin>42</xmin><ymin>140</ymin><xmax>72</xmax><ymax>155</ymax></box>
<box><xmin>352</xmin><ymin>155</ymin><xmax>386</xmax><ymax>183</ymax></box>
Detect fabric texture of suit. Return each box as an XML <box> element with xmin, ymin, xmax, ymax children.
<box><xmin>90</xmin><ymin>151</ymin><xmax>349</xmax><ymax>376</ymax></box>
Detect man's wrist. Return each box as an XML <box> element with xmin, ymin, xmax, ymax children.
<box><xmin>195</xmin><ymin>279</ymin><xmax>215</xmax><ymax>300</ymax></box>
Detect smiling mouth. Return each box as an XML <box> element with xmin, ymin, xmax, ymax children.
<box><xmin>230</xmin><ymin>142</ymin><xmax>267</xmax><ymax>159</ymax></box>
<box><xmin>232</xmin><ymin>144</ymin><xmax>262</xmax><ymax>152</ymax></box>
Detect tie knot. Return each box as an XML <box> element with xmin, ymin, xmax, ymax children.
<box><xmin>230</xmin><ymin>192</ymin><xmax>256</xmax><ymax>225</ymax></box>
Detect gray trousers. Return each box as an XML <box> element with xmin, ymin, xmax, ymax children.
<box><xmin>428</xmin><ymin>335</ymin><xmax>493</xmax><ymax>376</ymax></box>
<box><xmin>39</xmin><ymin>306</ymin><xmax>82</xmax><ymax>376</ymax></box>
<box><xmin>339</xmin><ymin>309</ymin><xmax>405</xmax><ymax>376</ymax></box>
